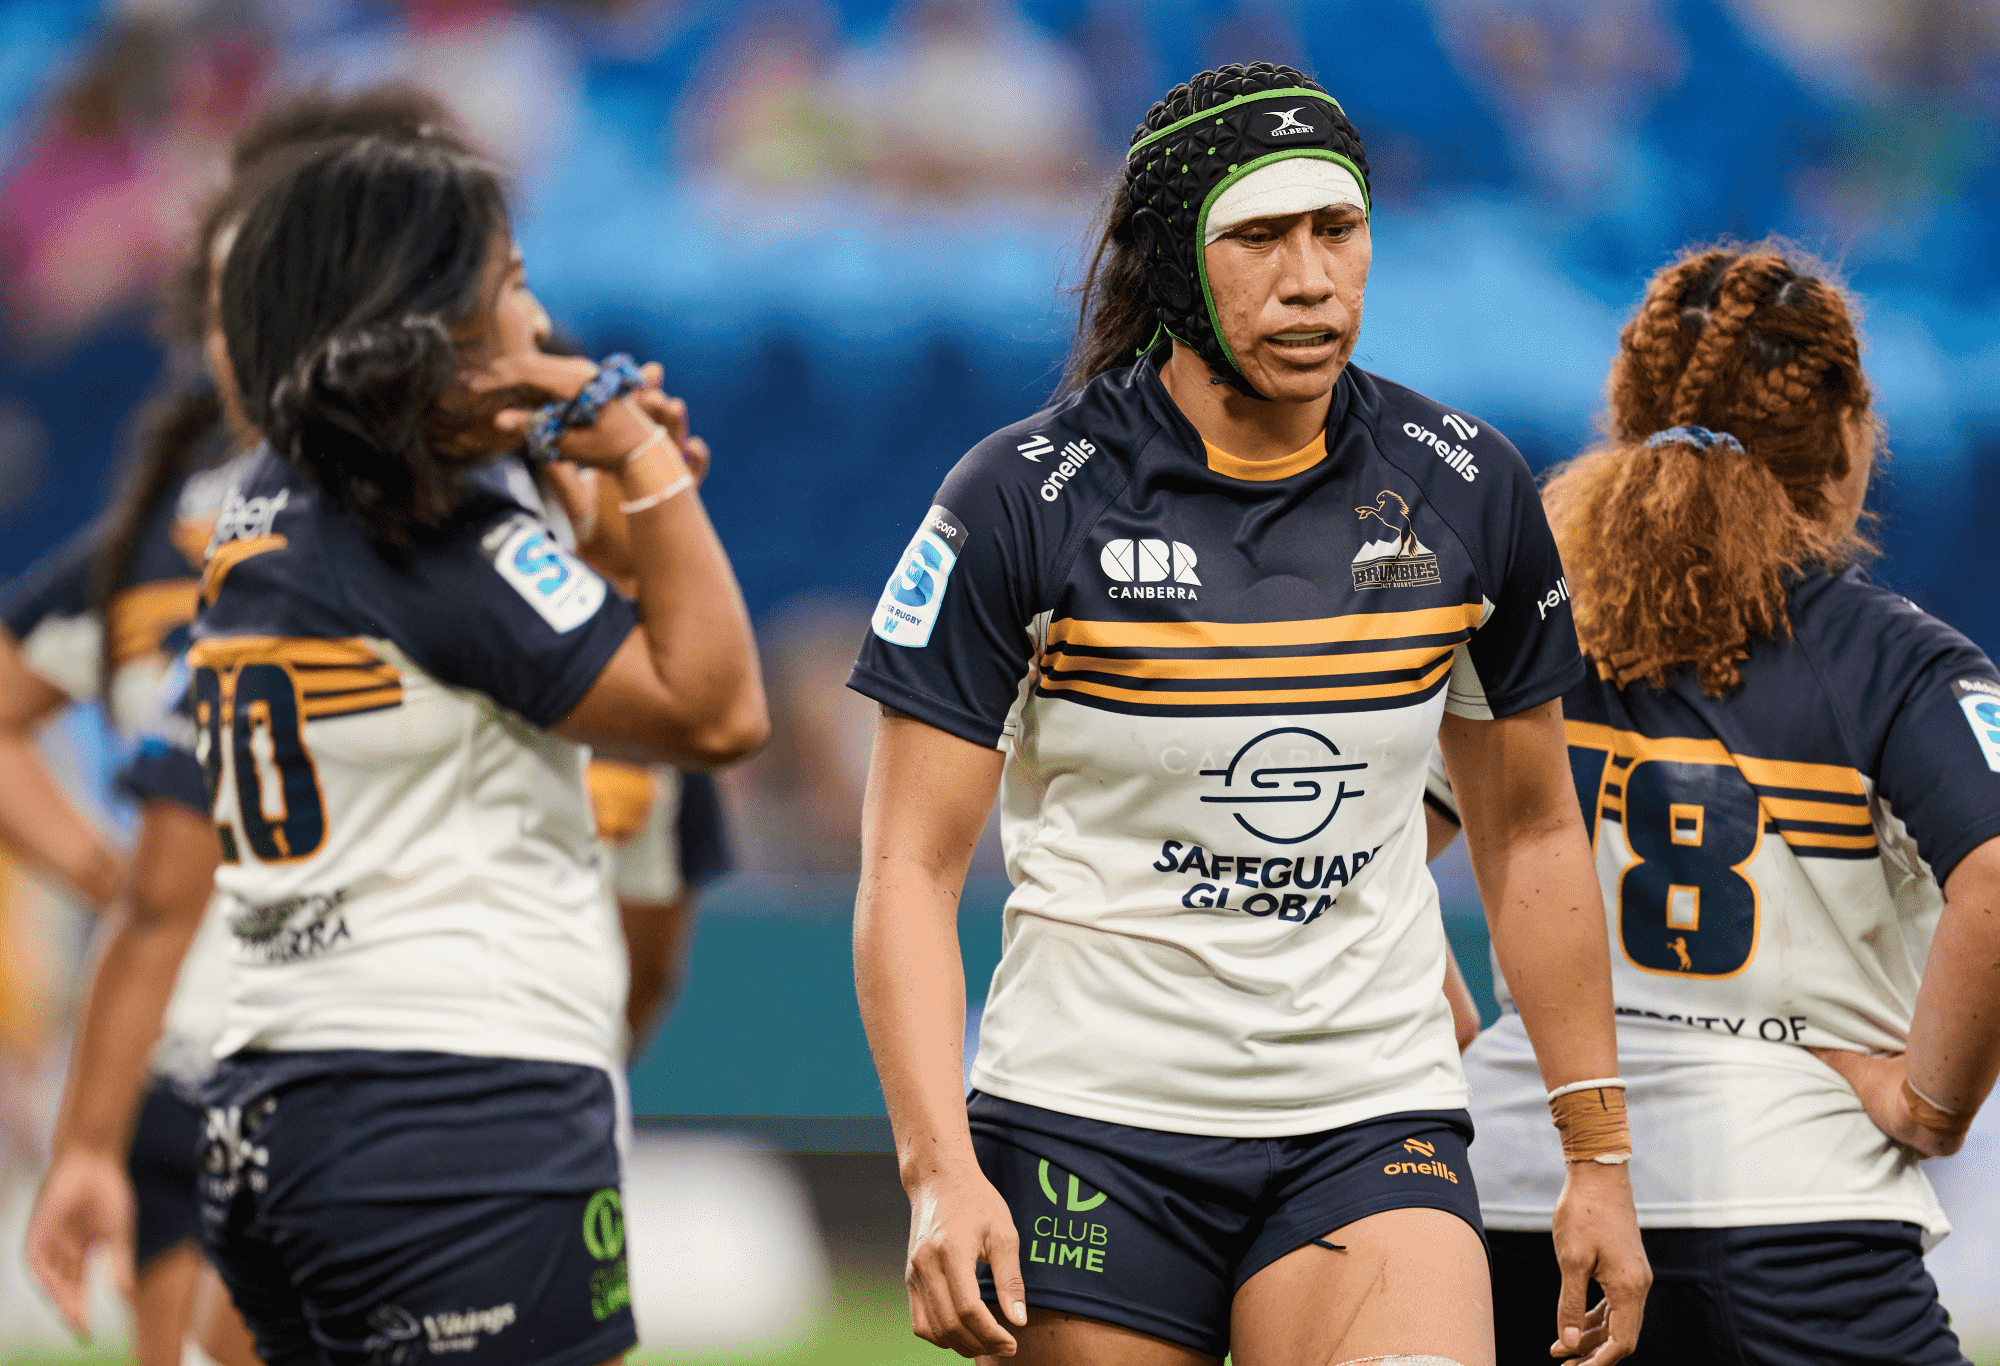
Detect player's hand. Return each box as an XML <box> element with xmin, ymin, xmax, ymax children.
<box><xmin>465</xmin><ymin>354</ymin><xmax>682</xmax><ymax>473</ymax></box>
<box><xmin>1809</xmin><ymin>1048</ymin><xmax>1961</xmax><ymax>1158</ymax></box>
<box><xmin>1548</xmin><ymin>1162</ymin><xmax>1649</xmax><ymax>1364</ymax></box>
<box><xmin>630</xmin><ymin>384</ymin><xmax>710</xmax><ymax>484</ymax></box>
<box><xmin>903</xmin><ymin>1164</ymin><xmax>1027</xmax><ymax>1358</ymax></box>
<box><xmin>24</xmin><ymin>1148</ymin><xmax>137</xmax><ymax>1339</ymax></box>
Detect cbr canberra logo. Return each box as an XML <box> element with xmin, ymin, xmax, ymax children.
<box><xmin>1101</xmin><ymin>538</ymin><xmax>1200</xmax><ymax>600</ymax></box>
<box><xmin>1200</xmin><ymin>727</ymin><xmax>1367</xmax><ymax>844</ymax></box>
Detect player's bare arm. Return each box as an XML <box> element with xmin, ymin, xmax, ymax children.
<box><xmin>1440</xmin><ymin>703</ymin><xmax>1651</xmax><ymax>1365</ymax></box>
<box><xmin>855</xmin><ymin>709</ymin><xmax>1027</xmax><ymax>1359</ymax></box>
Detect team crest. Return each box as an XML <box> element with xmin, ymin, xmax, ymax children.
<box><xmin>1351</xmin><ymin>491</ymin><xmax>1441</xmax><ymax>590</ymax></box>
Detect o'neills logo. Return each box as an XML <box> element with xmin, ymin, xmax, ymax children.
<box><xmin>1384</xmin><ymin>1136</ymin><xmax>1459</xmax><ymax>1183</ymax></box>
<box><xmin>1352</xmin><ymin>491</ymin><xmax>1441</xmax><ymax>590</ymax></box>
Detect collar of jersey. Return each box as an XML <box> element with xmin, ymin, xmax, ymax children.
<box><xmin>1202</xmin><ymin>432</ymin><xmax>1328</xmax><ymax>481</ymax></box>
<box><xmin>1136</xmin><ymin>347</ymin><xmax>1351</xmax><ymax>481</ymax></box>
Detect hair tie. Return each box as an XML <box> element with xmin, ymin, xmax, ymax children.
<box><xmin>1644</xmin><ymin>425</ymin><xmax>1744</xmax><ymax>455</ymax></box>
<box><xmin>526</xmin><ymin>353</ymin><xmax>644</xmax><ymax>464</ymax></box>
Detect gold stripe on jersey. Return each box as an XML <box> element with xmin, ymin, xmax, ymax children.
<box><xmin>1048</xmin><ymin>602</ymin><xmax>1485</xmax><ymax>653</ymax></box>
<box><xmin>1039</xmin><ymin>604</ymin><xmax>1476</xmax><ymax>712</ymax></box>
<box><xmin>1566</xmin><ymin>720</ymin><xmax>1874</xmax><ymax>858</ymax></box>
<box><xmin>1040</xmin><ymin>651</ymin><xmax>1457</xmax><ymax>708</ymax></box>
<box><xmin>189</xmin><ymin>636</ymin><xmax>404</xmax><ymax>719</ymax></box>
<box><xmin>1043</xmin><ymin>641</ymin><xmax>1455</xmax><ymax>681</ymax></box>
<box><xmin>200</xmin><ymin>534</ymin><xmax>287</xmax><ymax>604</ymax></box>
<box><xmin>107</xmin><ymin>579</ymin><xmax>198</xmax><ymax>666</ymax></box>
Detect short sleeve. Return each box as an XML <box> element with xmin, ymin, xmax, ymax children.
<box><xmin>119</xmin><ymin>736</ymin><xmax>210</xmax><ymax>815</ymax></box>
<box><xmin>846</xmin><ymin>460</ymin><xmax>1042</xmax><ymax>749</ymax></box>
<box><xmin>117</xmin><ymin>672</ymin><xmax>208</xmax><ymax>815</ymax></box>
<box><xmin>335</xmin><ymin>501</ymin><xmax>636</xmax><ymax>729</ymax></box>
<box><xmin>1857</xmin><ymin>614</ymin><xmax>2000</xmax><ymax>884</ymax></box>
<box><xmin>1</xmin><ymin>522</ymin><xmax>102</xmax><ymax>700</ymax></box>
<box><xmin>1442</xmin><ymin>436</ymin><xmax>1585</xmax><ymax>720</ymax></box>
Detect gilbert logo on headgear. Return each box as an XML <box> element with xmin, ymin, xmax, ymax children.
<box><xmin>1264</xmin><ymin>107</ymin><xmax>1316</xmax><ymax>136</ymax></box>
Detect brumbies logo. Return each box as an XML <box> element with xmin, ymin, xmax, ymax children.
<box><xmin>1200</xmin><ymin>726</ymin><xmax>1367</xmax><ymax>845</ymax></box>
<box><xmin>1352</xmin><ymin>491</ymin><xmax>1441</xmax><ymax>590</ymax></box>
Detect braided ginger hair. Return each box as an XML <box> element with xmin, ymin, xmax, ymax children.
<box><xmin>1542</xmin><ymin>242</ymin><xmax>1875</xmax><ymax>696</ymax></box>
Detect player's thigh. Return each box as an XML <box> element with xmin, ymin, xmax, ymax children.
<box><xmin>131</xmin><ymin>1240</ymin><xmax>203</xmax><ymax>1366</ymax></box>
<box><xmin>1230</xmin><ymin>1206</ymin><xmax>1493</xmax><ymax>1366</ymax></box>
<box><xmin>190</xmin><ymin>1259</ymin><xmax>264</xmax><ymax>1366</ymax></box>
<box><xmin>975</xmin><ymin>1307</ymin><xmax>1219</xmax><ymax>1366</ymax></box>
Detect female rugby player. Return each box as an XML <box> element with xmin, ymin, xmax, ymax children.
<box><xmin>850</xmin><ymin>63</ymin><xmax>1647</xmax><ymax>1366</ymax></box>
<box><xmin>1457</xmin><ymin>244</ymin><xmax>2000</xmax><ymax>1364</ymax></box>
<box><xmin>176</xmin><ymin>134</ymin><xmax>765</xmax><ymax>1366</ymax></box>
<box><xmin>12</xmin><ymin>86</ymin><xmax>475</xmax><ymax>1366</ymax></box>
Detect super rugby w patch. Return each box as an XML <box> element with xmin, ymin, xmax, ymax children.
<box><xmin>872</xmin><ymin>505</ymin><xmax>968</xmax><ymax>648</ymax></box>
<box><xmin>1951</xmin><ymin>677</ymin><xmax>2000</xmax><ymax>773</ymax></box>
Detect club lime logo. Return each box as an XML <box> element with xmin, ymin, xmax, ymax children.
<box><xmin>1031</xmin><ymin>1160</ymin><xmax>1110</xmax><ymax>1274</ymax></box>
<box><xmin>582</xmin><ymin>1188</ymin><xmax>625</xmax><ymax>1261</ymax></box>
<box><xmin>1037</xmin><ymin>1158</ymin><xmax>1106</xmax><ymax>1211</ymax></box>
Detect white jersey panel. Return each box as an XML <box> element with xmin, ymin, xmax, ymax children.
<box><xmin>209</xmin><ymin>639</ymin><xmax>624</xmax><ymax>1071</ymax></box>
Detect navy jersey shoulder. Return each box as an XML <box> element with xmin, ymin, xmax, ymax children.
<box><xmin>0</xmin><ymin>457</ymin><xmax>209</xmax><ymax>642</ymax></box>
<box><xmin>850</xmin><ymin>360</ymin><xmax>1153</xmax><ymax>744</ymax></box>
<box><xmin>1565</xmin><ymin>565</ymin><xmax>2000</xmax><ymax>882</ymax></box>
<box><xmin>1792</xmin><ymin>567</ymin><xmax>2000</xmax><ymax>879</ymax></box>
<box><xmin>1347</xmin><ymin>367</ymin><xmax>1585</xmax><ymax>716</ymax></box>
<box><xmin>194</xmin><ymin>450</ymin><xmax>635</xmax><ymax>729</ymax></box>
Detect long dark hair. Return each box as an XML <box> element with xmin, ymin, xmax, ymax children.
<box><xmin>90</xmin><ymin>86</ymin><xmax>476</xmax><ymax>713</ymax></box>
<box><xmin>1061</xmin><ymin>62</ymin><xmax>1371</xmax><ymax>395</ymax></box>
<box><xmin>220</xmin><ymin>136</ymin><xmax>511</xmax><ymax>543</ymax></box>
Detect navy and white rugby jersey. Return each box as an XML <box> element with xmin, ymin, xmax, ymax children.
<box><xmin>849</xmin><ymin>349</ymin><xmax>1583</xmax><ymax>1136</ymax></box>
<box><xmin>1</xmin><ymin>431</ymin><xmax>244</xmax><ymax>731</ymax></box>
<box><xmin>1458</xmin><ymin>566</ymin><xmax>2000</xmax><ymax>1240</ymax></box>
<box><xmin>189</xmin><ymin>448</ymin><xmax>636</xmax><ymax>1073</ymax></box>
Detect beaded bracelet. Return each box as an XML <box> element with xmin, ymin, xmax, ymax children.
<box><xmin>525</xmin><ymin>353</ymin><xmax>644</xmax><ymax>464</ymax></box>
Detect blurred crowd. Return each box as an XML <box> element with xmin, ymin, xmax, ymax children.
<box><xmin>1</xmin><ymin>0</ymin><xmax>1997</xmax><ymax>881</ymax></box>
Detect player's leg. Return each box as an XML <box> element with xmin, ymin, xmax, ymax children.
<box><xmin>127</xmin><ymin>1077</ymin><xmax>210</xmax><ymax>1366</ymax></box>
<box><xmin>189</xmin><ymin>1260</ymin><xmax>263</xmax><ymax>1366</ymax></box>
<box><xmin>1229</xmin><ymin>1206</ymin><xmax>1491</xmax><ymax>1366</ymax></box>
<box><xmin>965</xmin><ymin>1092</ymin><xmax>1248</xmax><ymax>1365</ymax></box>
<box><xmin>131</xmin><ymin>1241</ymin><xmax>201</xmax><ymax>1366</ymax></box>
<box><xmin>976</xmin><ymin>1308</ymin><xmax>1218</xmax><ymax>1366</ymax></box>
<box><xmin>1227</xmin><ymin>1111</ymin><xmax>1492</xmax><ymax>1366</ymax></box>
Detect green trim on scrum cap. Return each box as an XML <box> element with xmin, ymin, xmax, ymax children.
<box><xmin>1127</xmin><ymin>87</ymin><xmax>1347</xmax><ymax>160</ymax></box>
<box><xmin>1193</xmin><ymin>149</ymin><xmax>1371</xmax><ymax>389</ymax></box>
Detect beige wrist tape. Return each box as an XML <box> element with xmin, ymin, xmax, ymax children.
<box><xmin>1548</xmin><ymin>1080</ymin><xmax>1632</xmax><ymax>1164</ymax></box>
<box><xmin>1902</xmin><ymin>1078</ymin><xmax>1974</xmax><ymax>1145</ymax></box>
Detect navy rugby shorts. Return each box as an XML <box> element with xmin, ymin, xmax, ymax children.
<box><xmin>1490</xmin><ymin>1223</ymin><xmax>1968</xmax><ymax>1365</ymax></box>
<box><xmin>199</xmin><ymin>1050</ymin><xmax>636</xmax><ymax>1366</ymax></box>
<box><xmin>967</xmin><ymin>1090</ymin><xmax>1485</xmax><ymax>1357</ymax></box>
<box><xmin>129</xmin><ymin>1075</ymin><xmax>204</xmax><ymax>1269</ymax></box>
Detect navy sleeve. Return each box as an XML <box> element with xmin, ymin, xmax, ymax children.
<box><xmin>116</xmin><ymin>668</ymin><xmax>209</xmax><ymax>815</ymax></box>
<box><xmin>118</xmin><ymin>736</ymin><xmax>211</xmax><ymax>815</ymax></box>
<box><xmin>2</xmin><ymin>519</ymin><xmax>98</xmax><ymax>640</ymax></box>
<box><xmin>846</xmin><ymin>449</ymin><xmax>1044</xmax><ymax>748</ymax></box>
<box><xmin>1832</xmin><ymin>584</ymin><xmax>2000</xmax><ymax>883</ymax></box>
<box><xmin>1445</xmin><ymin>430</ymin><xmax>1585</xmax><ymax>719</ymax></box>
<box><xmin>674</xmin><ymin>770</ymin><xmax>732</xmax><ymax>888</ymax></box>
<box><xmin>334</xmin><ymin>498</ymin><xmax>637</xmax><ymax>729</ymax></box>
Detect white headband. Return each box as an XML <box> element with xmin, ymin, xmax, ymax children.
<box><xmin>1203</xmin><ymin>158</ymin><xmax>1368</xmax><ymax>245</ymax></box>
